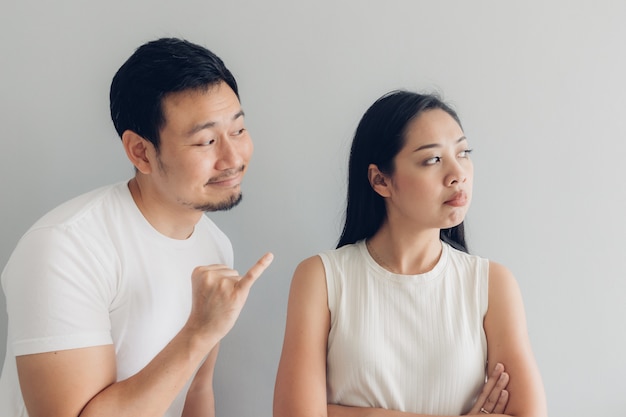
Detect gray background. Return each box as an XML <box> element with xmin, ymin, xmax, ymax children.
<box><xmin>1</xmin><ymin>1</ymin><xmax>624</xmax><ymax>416</ymax></box>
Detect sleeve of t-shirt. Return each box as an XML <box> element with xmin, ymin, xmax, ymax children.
<box><xmin>2</xmin><ymin>225</ymin><xmax>116</xmax><ymax>356</ymax></box>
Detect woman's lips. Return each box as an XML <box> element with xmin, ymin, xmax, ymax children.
<box><xmin>444</xmin><ymin>191</ymin><xmax>468</xmax><ymax>207</ymax></box>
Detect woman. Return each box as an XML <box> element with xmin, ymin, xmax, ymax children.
<box><xmin>274</xmin><ymin>91</ymin><xmax>547</xmax><ymax>416</ymax></box>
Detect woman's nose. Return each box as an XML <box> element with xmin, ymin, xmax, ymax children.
<box><xmin>445</xmin><ymin>159</ymin><xmax>468</xmax><ymax>186</ymax></box>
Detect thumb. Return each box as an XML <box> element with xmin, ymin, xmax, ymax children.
<box><xmin>238</xmin><ymin>252</ymin><xmax>274</xmax><ymax>289</ymax></box>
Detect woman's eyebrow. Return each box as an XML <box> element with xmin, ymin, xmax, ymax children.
<box><xmin>413</xmin><ymin>136</ymin><xmax>467</xmax><ymax>152</ymax></box>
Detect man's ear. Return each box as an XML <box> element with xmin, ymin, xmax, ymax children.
<box><xmin>368</xmin><ymin>164</ymin><xmax>391</xmax><ymax>197</ymax></box>
<box><xmin>122</xmin><ymin>130</ymin><xmax>154</xmax><ymax>174</ymax></box>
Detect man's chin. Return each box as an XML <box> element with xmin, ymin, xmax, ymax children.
<box><xmin>196</xmin><ymin>193</ymin><xmax>243</xmax><ymax>212</ymax></box>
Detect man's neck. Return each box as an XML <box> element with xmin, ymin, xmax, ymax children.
<box><xmin>127</xmin><ymin>178</ymin><xmax>202</xmax><ymax>240</ymax></box>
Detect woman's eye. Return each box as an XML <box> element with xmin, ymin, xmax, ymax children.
<box><xmin>459</xmin><ymin>148</ymin><xmax>473</xmax><ymax>158</ymax></box>
<box><xmin>424</xmin><ymin>156</ymin><xmax>441</xmax><ymax>165</ymax></box>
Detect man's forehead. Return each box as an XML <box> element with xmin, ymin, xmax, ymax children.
<box><xmin>160</xmin><ymin>86</ymin><xmax>243</xmax><ymax>134</ymax></box>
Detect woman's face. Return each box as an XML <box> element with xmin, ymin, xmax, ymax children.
<box><xmin>381</xmin><ymin>108</ymin><xmax>473</xmax><ymax>230</ymax></box>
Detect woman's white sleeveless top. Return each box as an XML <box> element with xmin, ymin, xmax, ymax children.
<box><xmin>319</xmin><ymin>240</ymin><xmax>489</xmax><ymax>415</ymax></box>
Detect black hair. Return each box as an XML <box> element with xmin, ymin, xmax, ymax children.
<box><xmin>109</xmin><ymin>37</ymin><xmax>238</xmax><ymax>151</ymax></box>
<box><xmin>337</xmin><ymin>90</ymin><xmax>469</xmax><ymax>253</ymax></box>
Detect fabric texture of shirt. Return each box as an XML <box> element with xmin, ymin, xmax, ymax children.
<box><xmin>0</xmin><ymin>181</ymin><xmax>233</xmax><ymax>417</ymax></box>
<box><xmin>320</xmin><ymin>240</ymin><xmax>488</xmax><ymax>415</ymax></box>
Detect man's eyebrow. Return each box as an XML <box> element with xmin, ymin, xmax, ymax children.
<box><xmin>413</xmin><ymin>135</ymin><xmax>467</xmax><ymax>152</ymax></box>
<box><xmin>186</xmin><ymin>109</ymin><xmax>245</xmax><ymax>136</ymax></box>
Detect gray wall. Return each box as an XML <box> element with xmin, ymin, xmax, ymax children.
<box><xmin>1</xmin><ymin>1</ymin><xmax>625</xmax><ymax>416</ymax></box>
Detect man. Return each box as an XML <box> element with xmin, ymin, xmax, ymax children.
<box><xmin>0</xmin><ymin>37</ymin><xmax>272</xmax><ymax>417</ymax></box>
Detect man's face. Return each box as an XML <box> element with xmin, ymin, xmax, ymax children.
<box><xmin>151</xmin><ymin>82</ymin><xmax>253</xmax><ymax>212</ymax></box>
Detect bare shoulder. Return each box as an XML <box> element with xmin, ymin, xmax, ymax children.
<box><xmin>486</xmin><ymin>260</ymin><xmax>528</xmax><ymax>335</ymax></box>
<box><xmin>294</xmin><ymin>254</ymin><xmax>325</xmax><ymax>276</ymax></box>
<box><xmin>290</xmin><ymin>255</ymin><xmax>326</xmax><ymax>293</ymax></box>
<box><xmin>487</xmin><ymin>260</ymin><xmax>515</xmax><ymax>281</ymax></box>
<box><xmin>487</xmin><ymin>260</ymin><xmax>521</xmax><ymax>300</ymax></box>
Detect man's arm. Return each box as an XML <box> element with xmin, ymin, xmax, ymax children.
<box><xmin>182</xmin><ymin>344</ymin><xmax>220</xmax><ymax>417</ymax></box>
<box><xmin>17</xmin><ymin>253</ymin><xmax>273</xmax><ymax>417</ymax></box>
<box><xmin>17</xmin><ymin>328</ymin><xmax>213</xmax><ymax>417</ymax></box>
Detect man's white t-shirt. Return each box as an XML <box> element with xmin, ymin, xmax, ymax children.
<box><xmin>0</xmin><ymin>181</ymin><xmax>233</xmax><ymax>416</ymax></box>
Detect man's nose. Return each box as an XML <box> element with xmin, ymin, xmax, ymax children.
<box><xmin>215</xmin><ymin>137</ymin><xmax>243</xmax><ymax>170</ymax></box>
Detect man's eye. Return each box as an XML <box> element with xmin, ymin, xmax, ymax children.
<box><xmin>233</xmin><ymin>128</ymin><xmax>246</xmax><ymax>136</ymax></box>
<box><xmin>197</xmin><ymin>139</ymin><xmax>215</xmax><ymax>146</ymax></box>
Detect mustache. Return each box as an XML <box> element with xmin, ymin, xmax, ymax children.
<box><xmin>205</xmin><ymin>165</ymin><xmax>246</xmax><ymax>185</ymax></box>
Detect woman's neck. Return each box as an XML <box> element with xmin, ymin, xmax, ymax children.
<box><xmin>366</xmin><ymin>223</ymin><xmax>442</xmax><ymax>275</ymax></box>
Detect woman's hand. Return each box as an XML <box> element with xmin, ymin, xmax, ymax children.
<box><xmin>466</xmin><ymin>363</ymin><xmax>509</xmax><ymax>415</ymax></box>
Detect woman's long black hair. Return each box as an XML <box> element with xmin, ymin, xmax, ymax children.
<box><xmin>337</xmin><ymin>90</ymin><xmax>468</xmax><ymax>253</ymax></box>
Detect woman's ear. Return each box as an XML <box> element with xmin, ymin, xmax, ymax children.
<box><xmin>122</xmin><ymin>130</ymin><xmax>154</xmax><ymax>174</ymax></box>
<box><xmin>368</xmin><ymin>164</ymin><xmax>391</xmax><ymax>197</ymax></box>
